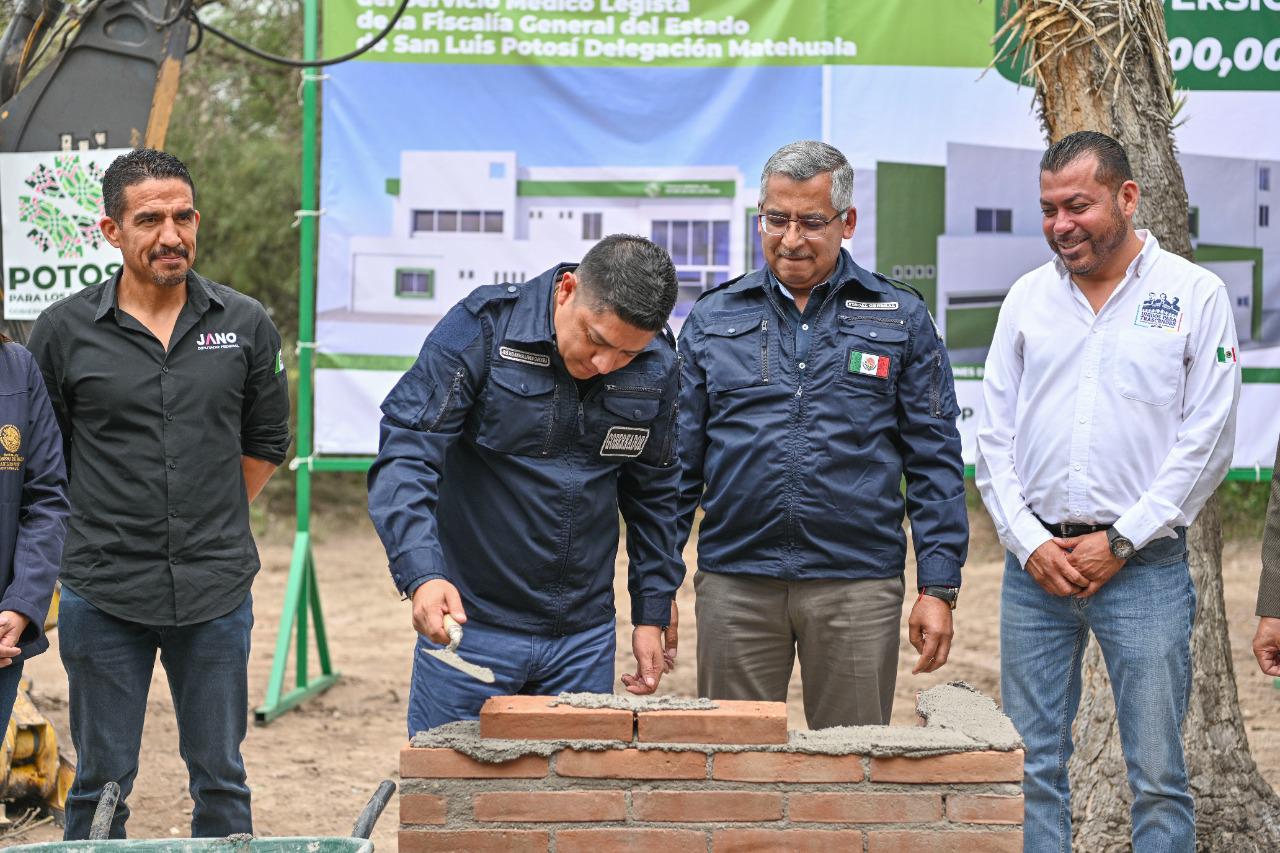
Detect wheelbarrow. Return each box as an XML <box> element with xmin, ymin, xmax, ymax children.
<box><xmin>4</xmin><ymin>779</ymin><xmax>396</xmax><ymax>853</ymax></box>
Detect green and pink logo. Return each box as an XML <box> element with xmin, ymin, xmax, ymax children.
<box><xmin>16</xmin><ymin>155</ymin><xmax>106</xmax><ymax>259</ymax></box>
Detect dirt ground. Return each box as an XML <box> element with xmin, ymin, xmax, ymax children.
<box><xmin>2</xmin><ymin>508</ymin><xmax>1277</xmax><ymax>850</ymax></box>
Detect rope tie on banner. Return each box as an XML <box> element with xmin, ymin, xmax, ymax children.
<box><xmin>297</xmin><ymin>71</ymin><xmax>331</xmax><ymax>105</ymax></box>
<box><xmin>290</xmin><ymin>455</ymin><xmax>315</xmax><ymax>472</ymax></box>
<box><xmin>291</xmin><ymin>208</ymin><xmax>326</xmax><ymax>229</ymax></box>
<box><xmin>295</xmin><ymin>341</ymin><xmax>318</xmax><ymax>354</ymax></box>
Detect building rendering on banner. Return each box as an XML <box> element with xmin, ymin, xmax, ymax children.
<box><xmin>934</xmin><ymin>142</ymin><xmax>1279</xmax><ymax>361</ymax></box>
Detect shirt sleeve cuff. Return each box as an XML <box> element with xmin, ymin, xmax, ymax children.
<box><xmin>0</xmin><ymin>594</ymin><xmax>44</xmax><ymax>646</ymax></box>
<box><xmin>631</xmin><ymin>595</ymin><xmax>674</xmax><ymax>627</ymax></box>
<box><xmin>1011</xmin><ymin>514</ymin><xmax>1052</xmax><ymax>568</ymax></box>
<box><xmin>1112</xmin><ymin>506</ymin><xmax>1162</xmax><ymax>551</ymax></box>
<box><xmin>915</xmin><ymin>557</ymin><xmax>962</xmax><ymax>589</ymax></box>
<box><xmin>390</xmin><ymin>548</ymin><xmax>448</xmax><ymax>595</ymax></box>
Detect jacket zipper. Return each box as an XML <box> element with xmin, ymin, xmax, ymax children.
<box><xmin>760</xmin><ymin>318</ymin><xmax>770</xmax><ymax>384</ymax></box>
<box><xmin>540</xmin><ymin>382</ymin><xmax>560</xmax><ymax>457</ymax></box>
<box><xmin>425</xmin><ymin>367</ymin><xmax>466</xmax><ymax>431</ymax></box>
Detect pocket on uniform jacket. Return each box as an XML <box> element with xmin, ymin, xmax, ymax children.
<box><xmin>701</xmin><ymin>313</ymin><xmax>770</xmax><ymax>393</ymax></box>
<box><xmin>475</xmin><ymin>366</ymin><xmax>557</xmax><ymax>456</ymax></box>
<box><xmin>591</xmin><ymin>387</ymin><xmax>661</xmax><ymax>461</ymax></box>
<box><xmin>1111</xmin><ymin>328</ymin><xmax>1186</xmax><ymax>406</ymax></box>
<box><xmin>836</xmin><ymin>320</ymin><xmax>908</xmax><ymax>395</ymax></box>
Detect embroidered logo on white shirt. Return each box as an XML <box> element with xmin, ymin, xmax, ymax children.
<box><xmin>1134</xmin><ymin>292</ymin><xmax>1184</xmax><ymax>331</ymax></box>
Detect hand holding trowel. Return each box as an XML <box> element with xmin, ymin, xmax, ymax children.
<box><xmin>422</xmin><ymin>613</ymin><xmax>495</xmax><ymax>684</ymax></box>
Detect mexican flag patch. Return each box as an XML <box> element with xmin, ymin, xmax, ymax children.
<box><xmin>848</xmin><ymin>349</ymin><xmax>890</xmax><ymax>378</ymax></box>
<box><xmin>1216</xmin><ymin>345</ymin><xmax>1238</xmax><ymax>364</ymax></box>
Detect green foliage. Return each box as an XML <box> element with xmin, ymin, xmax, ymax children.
<box><xmin>1219</xmin><ymin>480</ymin><xmax>1272</xmax><ymax>541</ymax></box>
<box><xmin>166</xmin><ymin>1</ymin><xmax>304</xmax><ymax>342</ymax></box>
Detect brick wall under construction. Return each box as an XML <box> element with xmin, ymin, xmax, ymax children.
<box><xmin>398</xmin><ymin>684</ymin><xmax>1024</xmax><ymax>852</ymax></box>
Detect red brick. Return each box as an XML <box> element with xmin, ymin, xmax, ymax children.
<box><xmin>789</xmin><ymin>792</ymin><xmax>942</xmax><ymax>824</ymax></box>
<box><xmin>632</xmin><ymin>790</ymin><xmax>783</xmax><ymax>822</ymax></box>
<box><xmin>713</xmin><ymin>751</ymin><xmax>864</xmax><ymax>783</ymax></box>
<box><xmin>867</xmin><ymin>829</ymin><xmax>1022</xmax><ymax>852</ymax></box>
<box><xmin>400</xmin><ymin>745</ymin><xmax>548</xmax><ymax>779</ymax></box>
<box><xmin>870</xmin><ymin>750</ymin><xmax>1023</xmax><ymax>783</ymax></box>
<box><xmin>556</xmin><ymin>828</ymin><xmax>707</xmax><ymax>853</ymax></box>
<box><xmin>713</xmin><ymin>829</ymin><xmax>864</xmax><ymax>852</ymax></box>
<box><xmin>479</xmin><ymin>695</ymin><xmax>635</xmax><ymax>741</ymax></box>
<box><xmin>947</xmin><ymin>794</ymin><xmax>1025</xmax><ymax>824</ymax></box>
<box><xmin>554</xmin><ymin>748</ymin><xmax>707</xmax><ymax>779</ymax></box>
<box><xmin>473</xmin><ymin>791</ymin><xmax>625</xmax><ymax>823</ymax></box>
<box><xmin>399</xmin><ymin>829</ymin><xmax>549</xmax><ymax>853</ymax></box>
<box><xmin>399</xmin><ymin>793</ymin><xmax>447</xmax><ymax>825</ymax></box>
<box><xmin>638</xmin><ymin>701</ymin><xmax>787</xmax><ymax>745</ymax></box>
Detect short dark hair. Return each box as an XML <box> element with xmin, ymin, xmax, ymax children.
<box><xmin>574</xmin><ymin>234</ymin><xmax>678</xmax><ymax>332</ymax></box>
<box><xmin>102</xmin><ymin>148</ymin><xmax>196</xmax><ymax>221</ymax></box>
<box><xmin>1040</xmin><ymin>131</ymin><xmax>1133</xmax><ymax>193</ymax></box>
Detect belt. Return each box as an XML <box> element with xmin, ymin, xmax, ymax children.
<box><xmin>1034</xmin><ymin>514</ymin><xmax>1110</xmax><ymax>538</ymax></box>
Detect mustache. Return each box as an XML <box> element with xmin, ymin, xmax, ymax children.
<box><xmin>150</xmin><ymin>245</ymin><xmax>189</xmax><ymax>261</ymax></box>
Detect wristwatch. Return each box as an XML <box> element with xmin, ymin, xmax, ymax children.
<box><xmin>920</xmin><ymin>586</ymin><xmax>959</xmax><ymax>610</ymax></box>
<box><xmin>1106</xmin><ymin>527</ymin><xmax>1136</xmax><ymax>560</ymax></box>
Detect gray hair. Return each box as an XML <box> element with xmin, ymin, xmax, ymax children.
<box><xmin>575</xmin><ymin>234</ymin><xmax>678</xmax><ymax>332</ymax></box>
<box><xmin>759</xmin><ymin>141</ymin><xmax>854</xmax><ymax>211</ymax></box>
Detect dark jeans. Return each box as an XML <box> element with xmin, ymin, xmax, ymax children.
<box><xmin>59</xmin><ymin>585</ymin><xmax>254</xmax><ymax>839</ymax></box>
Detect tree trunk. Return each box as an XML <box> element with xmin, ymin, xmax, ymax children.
<box><xmin>1004</xmin><ymin>1</ymin><xmax>1280</xmax><ymax>849</ymax></box>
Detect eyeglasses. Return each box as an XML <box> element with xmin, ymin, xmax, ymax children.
<box><xmin>758</xmin><ymin>210</ymin><xmax>847</xmax><ymax>240</ymax></box>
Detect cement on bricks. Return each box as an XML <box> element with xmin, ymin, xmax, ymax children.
<box><xmin>411</xmin><ymin>683</ymin><xmax>1025</xmax><ymax>762</ymax></box>
<box><xmin>479</xmin><ymin>695</ymin><xmax>633</xmax><ymax>741</ymax></box>
<box><xmin>550</xmin><ymin>692</ymin><xmax>717</xmax><ymax>712</ymax></box>
<box><xmin>400</xmin><ymin>745</ymin><xmax>548</xmax><ymax>779</ymax></box>
<box><xmin>638</xmin><ymin>701</ymin><xmax>788</xmax><ymax>745</ymax></box>
<box><xmin>870</xmin><ymin>750</ymin><xmax>1025</xmax><ymax>783</ymax></box>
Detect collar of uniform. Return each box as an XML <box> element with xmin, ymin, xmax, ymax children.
<box><xmin>1053</xmin><ymin>228</ymin><xmax>1159</xmax><ymax>284</ymax></box>
<box><xmin>94</xmin><ymin>269</ymin><xmax>224</xmax><ymax>322</ymax></box>
<box><xmin>743</xmin><ymin>249</ymin><xmax>877</xmax><ymax>299</ymax></box>
<box><xmin>502</xmin><ymin>263</ymin><xmax>574</xmax><ymax>345</ymax></box>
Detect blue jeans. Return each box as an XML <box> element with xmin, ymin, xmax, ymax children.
<box><xmin>1001</xmin><ymin>533</ymin><xmax>1195</xmax><ymax>853</ymax></box>
<box><xmin>58</xmin><ymin>585</ymin><xmax>254</xmax><ymax>839</ymax></box>
<box><xmin>0</xmin><ymin>657</ymin><xmax>24</xmax><ymax>733</ymax></box>
<box><xmin>408</xmin><ymin>617</ymin><xmax>615</xmax><ymax>735</ymax></box>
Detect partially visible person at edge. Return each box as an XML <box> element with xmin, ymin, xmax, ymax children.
<box><xmin>0</xmin><ymin>330</ymin><xmax>70</xmax><ymax>735</ymax></box>
<box><xmin>976</xmin><ymin>130</ymin><xmax>1239</xmax><ymax>852</ymax></box>
<box><xmin>367</xmin><ymin>234</ymin><xmax>683</xmax><ymax>734</ymax></box>
<box><xmin>28</xmin><ymin>149</ymin><xmax>291</xmax><ymax>839</ymax></box>
<box><xmin>1252</xmin><ymin>430</ymin><xmax>1280</xmax><ymax>678</ymax></box>
<box><xmin>675</xmin><ymin>140</ymin><xmax>968</xmax><ymax>731</ymax></box>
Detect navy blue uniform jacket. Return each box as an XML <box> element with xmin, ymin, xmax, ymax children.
<box><xmin>0</xmin><ymin>343</ymin><xmax>69</xmax><ymax>660</ymax></box>
<box><xmin>367</xmin><ymin>266</ymin><xmax>684</xmax><ymax>636</ymax></box>
<box><xmin>676</xmin><ymin>251</ymin><xmax>967</xmax><ymax>588</ymax></box>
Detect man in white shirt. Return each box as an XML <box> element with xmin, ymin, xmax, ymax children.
<box><xmin>977</xmin><ymin>131</ymin><xmax>1239</xmax><ymax>852</ymax></box>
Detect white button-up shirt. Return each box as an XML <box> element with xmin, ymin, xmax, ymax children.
<box><xmin>976</xmin><ymin>231</ymin><xmax>1239</xmax><ymax>566</ymax></box>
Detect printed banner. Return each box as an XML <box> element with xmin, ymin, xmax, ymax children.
<box><xmin>316</xmin><ymin>0</ymin><xmax>1280</xmax><ymax>473</ymax></box>
<box><xmin>0</xmin><ymin>149</ymin><xmax>127</xmax><ymax>320</ymax></box>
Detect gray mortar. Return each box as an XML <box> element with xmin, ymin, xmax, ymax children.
<box><xmin>549</xmin><ymin>692</ymin><xmax>717</xmax><ymax>711</ymax></box>
<box><xmin>410</xmin><ymin>682</ymin><xmax>1022</xmax><ymax>762</ymax></box>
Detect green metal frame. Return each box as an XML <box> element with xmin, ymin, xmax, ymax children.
<box><xmin>255</xmin><ymin>0</ymin><xmax>340</xmax><ymax>725</ymax></box>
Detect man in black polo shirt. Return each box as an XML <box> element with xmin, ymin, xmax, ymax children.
<box><xmin>28</xmin><ymin>149</ymin><xmax>291</xmax><ymax>839</ymax></box>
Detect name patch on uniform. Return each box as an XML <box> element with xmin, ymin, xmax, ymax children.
<box><xmin>845</xmin><ymin>300</ymin><xmax>898</xmax><ymax>311</ymax></box>
<box><xmin>848</xmin><ymin>349</ymin><xmax>891</xmax><ymax>379</ymax></box>
<box><xmin>499</xmin><ymin>346</ymin><xmax>551</xmax><ymax>368</ymax></box>
<box><xmin>195</xmin><ymin>331</ymin><xmax>240</xmax><ymax>351</ymax></box>
<box><xmin>1134</xmin><ymin>292</ymin><xmax>1184</xmax><ymax>331</ymax></box>
<box><xmin>600</xmin><ymin>426</ymin><xmax>650</xmax><ymax>458</ymax></box>
<box><xmin>0</xmin><ymin>425</ymin><xmax>23</xmax><ymax>472</ymax></box>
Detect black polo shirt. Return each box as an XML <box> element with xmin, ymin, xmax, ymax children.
<box><xmin>28</xmin><ymin>270</ymin><xmax>291</xmax><ymax>625</ymax></box>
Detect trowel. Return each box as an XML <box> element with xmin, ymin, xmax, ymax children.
<box><xmin>422</xmin><ymin>614</ymin><xmax>495</xmax><ymax>683</ymax></box>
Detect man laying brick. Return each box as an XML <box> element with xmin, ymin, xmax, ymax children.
<box><xmin>368</xmin><ymin>234</ymin><xmax>683</xmax><ymax>733</ymax></box>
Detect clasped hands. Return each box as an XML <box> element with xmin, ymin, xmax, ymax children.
<box><xmin>1026</xmin><ymin>531</ymin><xmax>1125</xmax><ymax>598</ymax></box>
